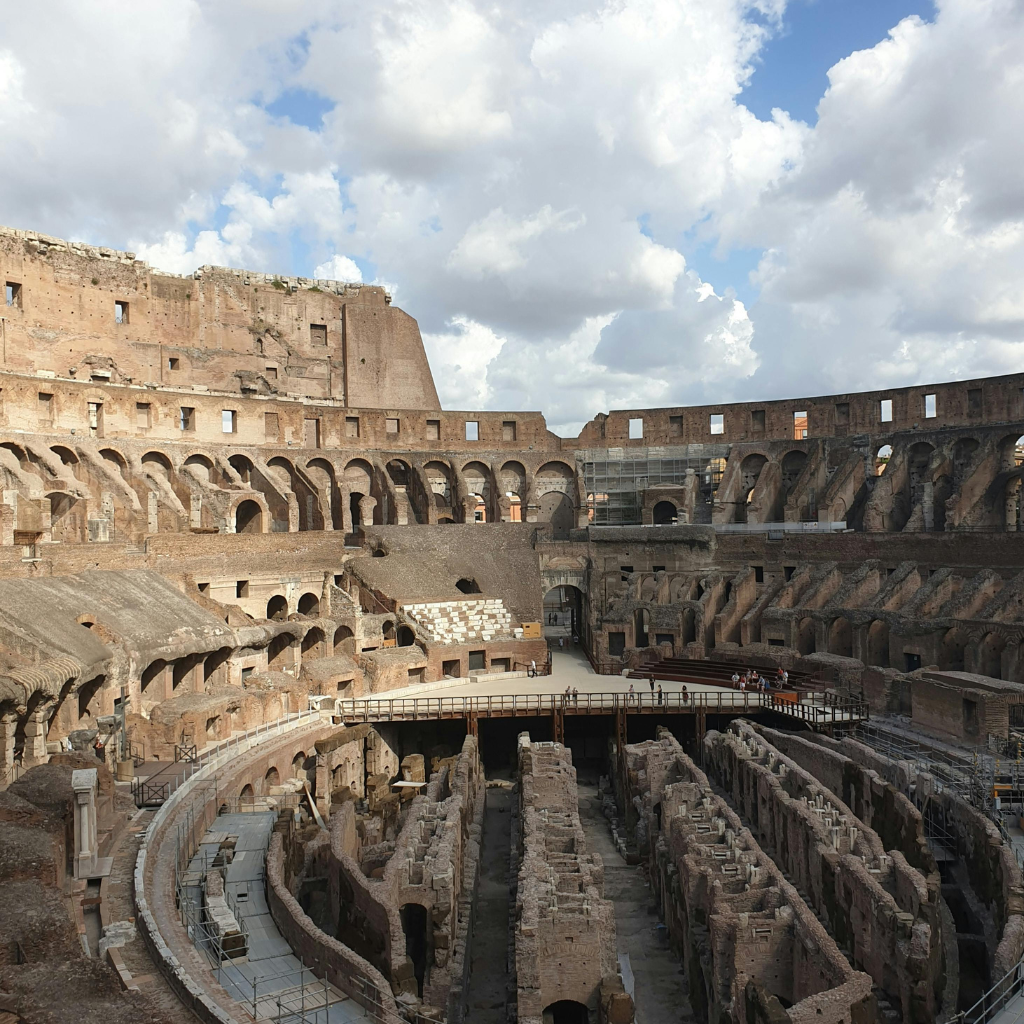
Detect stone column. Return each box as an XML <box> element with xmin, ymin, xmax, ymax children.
<box><xmin>72</xmin><ymin>768</ymin><xmax>112</xmax><ymax>878</ymax></box>
<box><xmin>358</xmin><ymin>495</ymin><xmax>377</xmax><ymax>527</ymax></box>
<box><xmin>23</xmin><ymin>707</ymin><xmax>51</xmax><ymax>767</ymax></box>
<box><xmin>0</xmin><ymin>713</ymin><xmax>17</xmax><ymax>786</ymax></box>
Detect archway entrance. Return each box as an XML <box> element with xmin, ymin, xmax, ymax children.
<box><xmin>652</xmin><ymin>500</ymin><xmax>677</xmax><ymax>525</ymax></box>
<box><xmin>267</xmin><ymin>595</ymin><xmax>288</xmax><ymax>621</ymax></box>
<box><xmin>400</xmin><ymin>903</ymin><xmax>430</xmax><ymax>997</ymax></box>
<box><xmin>543</xmin><ymin>585</ymin><xmax>584</xmax><ymax>641</ymax></box>
<box><xmin>235</xmin><ymin>499</ymin><xmax>262</xmax><ymax>534</ymax></box>
<box><xmin>634</xmin><ymin>608</ymin><xmax>650</xmax><ymax>648</ymax></box>
<box><xmin>543</xmin><ymin>1001</ymin><xmax>589</xmax><ymax>1024</ymax></box>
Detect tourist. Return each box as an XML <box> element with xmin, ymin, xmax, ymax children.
<box><xmin>529</xmin><ymin>658</ymin><xmax>536</xmax><ymax>678</ymax></box>
<box><xmin>572</xmin><ymin>687</ymin><xmax>579</xmax><ymax>705</ymax></box>
<box><xmin>681</xmin><ymin>684</ymin><xmax>689</xmax><ymax>704</ymax></box>
<box><xmin>739</xmin><ymin>675</ymin><xmax>746</xmax><ymax>692</ymax></box>
<box><xmin>628</xmin><ymin>683</ymin><xmax>636</xmax><ymax>704</ymax></box>
<box><xmin>731</xmin><ymin>670</ymin><xmax>740</xmax><ymax>688</ymax></box>
<box><xmin>657</xmin><ymin>684</ymin><xmax>663</xmax><ymax>705</ymax></box>
<box><xmin>782</xmin><ymin>669</ymin><xmax>789</xmax><ymax>687</ymax></box>
<box><xmin>649</xmin><ymin>674</ymin><xmax>655</xmax><ymax>694</ymax></box>
<box><xmin>559</xmin><ymin>637</ymin><xmax>564</xmax><ymax>650</ymax></box>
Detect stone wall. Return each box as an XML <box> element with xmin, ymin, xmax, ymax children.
<box><xmin>622</xmin><ymin>728</ymin><xmax>874</xmax><ymax>1024</ymax></box>
<box><xmin>705</xmin><ymin>721</ymin><xmax>947</xmax><ymax>1023</ymax></box>
<box><xmin>515</xmin><ymin>735</ymin><xmax>633</xmax><ymax>1024</ymax></box>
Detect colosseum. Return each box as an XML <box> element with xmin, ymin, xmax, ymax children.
<box><xmin>3</xmin><ymin>222</ymin><xmax>1024</xmax><ymax>1024</ymax></box>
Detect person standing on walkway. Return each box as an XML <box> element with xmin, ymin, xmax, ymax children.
<box><xmin>529</xmin><ymin>659</ymin><xmax>536</xmax><ymax>678</ymax></box>
<box><xmin>731</xmin><ymin>671</ymin><xmax>740</xmax><ymax>688</ymax></box>
<box><xmin>681</xmin><ymin>684</ymin><xmax>689</xmax><ymax>704</ymax></box>
<box><xmin>572</xmin><ymin>687</ymin><xmax>579</xmax><ymax>705</ymax></box>
<box><xmin>657</xmin><ymin>684</ymin><xmax>663</xmax><ymax>706</ymax></box>
<box><xmin>628</xmin><ymin>683</ymin><xmax>636</xmax><ymax>704</ymax></box>
<box><xmin>649</xmin><ymin>673</ymin><xmax>655</xmax><ymax>695</ymax></box>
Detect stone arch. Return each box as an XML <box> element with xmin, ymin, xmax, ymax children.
<box><xmin>1006</xmin><ymin>475</ymin><xmax>1024</xmax><ymax>531</ymax></box>
<box><xmin>47</xmin><ymin>490</ymin><xmax>81</xmax><ymax>542</ymax></box>
<box><xmin>239</xmin><ymin>783</ymin><xmax>255</xmax><ymax>803</ymax></box>
<box><xmin>424</xmin><ymin>461</ymin><xmax>454</xmax><ymax>511</ymax></box>
<box><xmin>265</xmin><ymin>766</ymin><xmax>280</xmax><ymax>789</ymax></box>
<box><xmin>400</xmin><ymin>903</ymin><xmax>431</xmax><ymax>998</ymax></box>
<box><xmin>941</xmin><ymin>628</ymin><xmax>967</xmax><ymax>672</ymax></box>
<box><xmin>382</xmin><ymin>620</ymin><xmax>396</xmax><ymax>643</ymax></box>
<box><xmin>875</xmin><ymin>444</ymin><xmax>893</xmax><ymax>476</ymax></box>
<box><xmin>229</xmin><ymin>453</ymin><xmax>254</xmax><ymax>484</ymax></box>
<box><xmin>828</xmin><ymin>617</ymin><xmax>853</xmax><ymax>658</ymax></box>
<box><xmin>99</xmin><ymin>448</ymin><xmax>128</xmax><ymax>475</ymax></box>
<box><xmin>780</xmin><ymin>449</ymin><xmax>808</xmax><ymax>496</ymax></box>
<box><xmin>77</xmin><ymin>674</ymin><xmax>106</xmax><ymax>726</ymax></box>
<box><xmin>953</xmin><ymin>437</ymin><xmax>980</xmax><ymax>483</ymax></box>
<box><xmin>977</xmin><ymin>632</ymin><xmax>1006</xmax><ymax>680</ymax></box>
<box><xmin>736</xmin><ymin>453</ymin><xmax>768</xmax><ymax>522</ymax></box>
<box><xmin>344</xmin><ymin>458</ymin><xmax>377</xmax><ymax>528</ymax></box>
<box><xmin>681</xmin><ymin>607</ymin><xmax>696</xmax><ymax>645</ymax></box>
<box><xmin>141</xmin><ymin>450</ymin><xmax>173</xmax><ymax>477</ymax></box>
<box><xmin>333</xmin><ymin>625</ymin><xmax>355</xmax><ymax>655</ymax></box>
<box><xmin>297</xmin><ymin>592</ymin><xmax>320</xmax><ymax>617</ymax></box>
<box><xmin>653</xmin><ymin>500</ymin><xmax>677</xmax><ymax>525</ymax></box>
<box><xmin>543</xmin><ymin>1002</ymin><xmax>590</xmax><ymax>1024</ymax></box>
<box><xmin>50</xmin><ymin>445</ymin><xmax>78</xmax><ymax>467</ymax></box>
<box><xmin>534</xmin><ymin>462</ymin><xmax>576</xmax><ymax>538</ymax></box>
<box><xmin>544</xmin><ymin>585</ymin><xmax>584</xmax><ymax>641</ymax></box>
<box><xmin>397</xmin><ymin>625</ymin><xmax>415</xmax><ymax>647</ymax></box>
<box><xmin>140</xmin><ymin>659</ymin><xmax>166</xmax><ymax>695</ymax></box>
<box><xmin>796</xmin><ymin>617</ymin><xmax>816</xmax><ymax>656</ymax></box>
<box><xmin>267</xmin><ymin>595</ymin><xmax>288</xmax><ymax>621</ymax></box>
<box><xmin>302</xmin><ymin>627</ymin><xmax>325</xmax><ymax>658</ymax></box>
<box><xmin>462</xmin><ymin>461</ymin><xmax>493</xmax><ymax>523</ymax></box>
<box><xmin>183</xmin><ymin>453</ymin><xmax>215</xmax><ymax>482</ymax></box>
<box><xmin>867</xmin><ymin>620</ymin><xmax>890</xmax><ymax>668</ymax></box>
<box><xmin>268</xmin><ymin>632</ymin><xmax>294</xmax><ymax>670</ymax></box>
<box><xmin>306</xmin><ymin>458</ymin><xmax>343</xmax><ymax>530</ymax></box>
<box><xmin>234</xmin><ymin>498</ymin><xmax>263</xmax><ymax>534</ymax></box>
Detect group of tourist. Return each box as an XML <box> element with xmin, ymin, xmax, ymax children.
<box><xmin>625</xmin><ymin>676</ymin><xmax>688</xmax><ymax>706</ymax></box>
<box><xmin>731</xmin><ymin>667</ymin><xmax>789</xmax><ymax>693</ymax></box>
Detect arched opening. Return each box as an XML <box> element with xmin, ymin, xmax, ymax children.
<box><xmin>652</xmin><ymin>500</ymin><xmax>677</xmax><ymax>525</ymax></box>
<box><xmin>349</xmin><ymin>491</ymin><xmax>365</xmax><ymax>528</ymax></box>
<box><xmin>634</xmin><ymin>608</ymin><xmax>650</xmax><ymax>648</ymax></box>
<box><xmin>141</xmin><ymin>451</ymin><xmax>173</xmax><ymax>478</ymax></box>
<box><xmin>438</xmin><ymin>517</ymin><xmax>454</xmax><ymax>524</ymax></box>
<box><xmin>978</xmin><ymin>632</ymin><xmax>1006</xmax><ymax>680</ymax></box>
<box><xmin>268</xmin><ymin>633</ymin><xmax>293</xmax><ymax>670</ymax></box>
<box><xmin>141</xmin><ymin>659</ymin><xmax>166</xmax><ymax>695</ymax></box>
<box><xmin>737</xmin><ymin>454</ymin><xmax>768</xmax><ymax>522</ymax></box>
<box><xmin>267</xmin><ymin>596</ymin><xmax>288</xmax><ymax>621</ymax></box>
<box><xmin>77</xmin><ymin>675</ymin><xmax>105</xmax><ymax>725</ymax></box>
<box><xmin>229</xmin><ymin>454</ymin><xmax>253</xmax><ymax>484</ymax></box>
<box><xmin>544</xmin><ymin>585</ymin><xmax>584</xmax><ymax>642</ymax></box>
<box><xmin>183</xmin><ymin>453</ymin><xmax>214</xmax><ymax>482</ymax></box>
<box><xmin>542</xmin><ymin>1001</ymin><xmax>589</xmax><ymax>1024</ymax></box>
<box><xmin>1006</xmin><ymin>476</ymin><xmax>1023</xmax><ymax>531</ymax></box>
<box><xmin>333</xmin><ymin>625</ymin><xmax>355</xmax><ymax>656</ymax></box>
<box><xmin>535</xmin><ymin>462</ymin><xmax>576</xmax><ymax>539</ymax></box>
<box><xmin>796</xmin><ymin>617</ymin><xmax>815</xmax><ymax>656</ymax></box>
<box><xmin>781</xmin><ymin>450</ymin><xmax>808</xmax><ymax>493</ymax></box>
<box><xmin>99</xmin><ymin>448</ymin><xmax>128</xmax><ymax>476</ymax></box>
<box><xmin>468</xmin><ymin>493</ymin><xmax>486</xmax><ymax>523</ymax></box>
<box><xmin>455</xmin><ymin>578</ymin><xmax>481</xmax><ymax>594</ymax></box>
<box><xmin>875</xmin><ymin>444</ymin><xmax>893</xmax><ymax>476</ymax></box>
<box><xmin>50</xmin><ymin>445</ymin><xmax>79</xmax><ymax>467</ymax></box>
<box><xmin>239</xmin><ymin>783</ymin><xmax>255</xmax><ymax>805</ymax></box>
<box><xmin>828</xmin><ymin>617</ymin><xmax>853</xmax><ymax>658</ymax></box>
<box><xmin>265</xmin><ymin>766</ymin><xmax>280</xmax><ymax>789</ymax></box>
<box><xmin>941</xmin><ymin>628</ymin><xmax>967</xmax><ymax>672</ymax></box>
<box><xmin>297</xmin><ymin>593</ymin><xmax>320</xmax><ymax>617</ymax></box>
<box><xmin>47</xmin><ymin>491</ymin><xmax>80</xmax><ymax>542</ymax></box>
<box><xmin>204</xmin><ymin>647</ymin><xmax>232</xmax><ymax>685</ymax></box>
<box><xmin>397</xmin><ymin>625</ymin><xmax>415</xmax><ymax>647</ymax></box>
<box><xmin>867</xmin><ymin>620</ymin><xmax>890</xmax><ymax>668</ymax></box>
<box><xmin>301</xmin><ymin>627</ymin><xmax>325</xmax><ymax>659</ymax></box>
<box><xmin>382</xmin><ymin>620</ymin><xmax>396</xmax><ymax>643</ymax></box>
<box><xmin>681</xmin><ymin>607</ymin><xmax>696</xmax><ymax>646</ymax></box>
<box><xmin>235</xmin><ymin>499</ymin><xmax>262</xmax><ymax>534</ymax></box>
<box><xmin>292</xmin><ymin>751</ymin><xmax>307</xmax><ymax>779</ymax></box>
<box><xmin>400</xmin><ymin>903</ymin><xmax>430</xmax><ymax>998</ymax></box>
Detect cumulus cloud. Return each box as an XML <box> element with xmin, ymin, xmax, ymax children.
<box><xmin>0</xmin><ymin>0</ymin><xmax>1022</xmax><ymax>432</ymax></box>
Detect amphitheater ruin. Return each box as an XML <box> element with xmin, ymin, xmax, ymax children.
<box><xmin>3</xmin><ymin>222</ymin><xmax>1024</xmax><ymax>1024</ymax></box>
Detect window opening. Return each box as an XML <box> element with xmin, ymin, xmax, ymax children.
<box><xmin>222</xmin><ymin>410</ymin><xmax>237</xmax><ymax>433</ymax></box>
<box><xmin>924</xmin><ymin>393</ymin><xmax>936</xmax><ymax>418</ymax></box>
<box><xmin>180</xmin><ymin>406</ymin><xmax>195</xmax><ymax>432</ymax></box>
<box><xmin>465</xmin><ymin>420</ymin><xmax>479</xmax><ymax>441</ymax></box>
<box><xmin>309</xmin><ymin>323</ymin><xmax>327</xmax><ymax>346</ymax></box>
<box><xmin>793</xmin><ymin>411</ymin><xmax>808</xmax><ymax>439</ymax></box>
<box><xmin>114</xmin><ymin>301</ymin><xmax>128</xmax><ymax>324</ymax></box>
<box><xmin>386</xmin><ymin>417</ymin><xmax>400</xmax><ymax>434</ymax></box>
<box><xmin>709</xmin><ymin>414</ymin><xmax>724</xmax><ymax>435</ymax></box>
<box><xmin>345</xmin><ymin>416</ymin><xmax>360</xmax><ymax>438</ymax></box>
<box><xmin>880</xmin><ymin>399</ymin><xmax>893</xmax><ymax>422</ymax></box>
<box><xmin>628</xmin><ymin>417</ymin><xmax>644</xmax><ymax>439</ymax></box>
<box><xmin>502</xmin><ymin>420</ymin><xmax>517</xmax><ymax>441</ymax></box>
<box><xmin>167</xmin><ymin>356</ymin><xmax>179</xmax><ymax>370</ymax></box>
<box><xmin>426</xmin><ymin>419</ymin><xmax>440</xmax><ymax>441</ymax></box>
<box><xmin>5</xmin><ymin>282</ymin><xmax>22</xmax><ymax>308</ymax></box>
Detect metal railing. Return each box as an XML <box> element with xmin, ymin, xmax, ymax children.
<box><xmin>334</xmin><ymin>689</ymin><xmax>867</xmax><ymax>725</ymax></box>
<box><xmin>947</xmin><ymin>957</ymin><xmax>1024</xmax><ymax>1023</ymax></box>
<box><xmin>134</xmin><ymin>709</ymin><xmax>320</xmax><ymax>807</ymax></box>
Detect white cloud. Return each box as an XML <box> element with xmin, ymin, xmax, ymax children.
<box><xmin>314</xmin><ymin>254</ymin><xmax>363</xmax><ymax>282</ymax></box>
<box><xmin>1</xmin><ymin>0</ymin><xmax>1022</xmax><ymax>429</ymax></box>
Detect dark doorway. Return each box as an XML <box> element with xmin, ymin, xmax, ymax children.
<box><xmin>652</xmin><ymin>500</ymin><xmax>677</xmax><ymax>525</ymax></box>
<box><xmin>350</xmin><ymin>492</ymin><xmax>365</xmax><ymax>528</ymax></box>
<box><xmin>543</xmin><ymin>1001</ymin><xmax>589</xmax><ymax>1024</ymax></box>
<box><xmin>400</xmin><ymin>903</ymin><xmax>429</xmax><ymax>997</ymax></box>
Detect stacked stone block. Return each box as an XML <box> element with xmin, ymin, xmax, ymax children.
<box><xmin>402</xmin><ymin>599</ymin><xmax>523</xmax><ymax>645</ymax></box>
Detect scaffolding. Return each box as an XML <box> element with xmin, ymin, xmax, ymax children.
<box><xmin>579</xmin><ymin>444</ymin><xmax>730</xmax><ymax>525</ymax></box>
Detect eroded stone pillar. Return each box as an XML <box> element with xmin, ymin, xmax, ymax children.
<box><xmin>72</xmin><ymin>768</ymin><xmax>112</xmax><ymax>878</ymax></box>
<box><xmin>23</xmin><ymin>707</ymin><xmax>51</xmax><ymax>767</ymax></box>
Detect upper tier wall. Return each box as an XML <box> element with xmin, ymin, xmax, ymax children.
<box><xmin>0</xmin><ymin>224</ymin><xmax>440</xmax><ymax>409</ymax></box>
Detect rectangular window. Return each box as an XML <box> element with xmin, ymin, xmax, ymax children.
<box><xmin>905</xmin><ymin>652</ymin><xmax>922</xmax><ymax>672</ymax></box>
<box><xmin>465</xmin><ymin>420</ymin><xmax>479</xmax><ymax>441</ymax></box>
<box><xmin>265</xmin><ymin>366</ymin><xmax>278</xmax><ymax>379</ymax></box>
<box><xmin>793</xmin><ymin>411</ymin><xmax>808</xmax><ymax>439</ymax></box>
<box><xmin>87</xmin><ymin>402</ymin><xmax>103</xmax><ymax>436</ymax></box>
<box><xmin>304</xmin><ymin>418</ymin><xmax>321</xmax><ymax>448</ymax></box>
<box><xmin>136</xmin><ymin>402</ymin><xmax>151</xmax><ymax>428</ymax></box>
<box><xmin>768</xmin><ymin>638</ymin><xmax>784</xmax><ymax>647</ymax></box>
<box><xmin>655</xmin><ymin>633</ymin><xmax>674</xmax><ymax>646</ymax></box>
<box><xmin>468</xmin><ymin>650</ymin><xmax>486</xmax><ymax>672</ymax></box>
<box><xmin>309</xmin><ymin>323</ymin><xmax>327</xmax><ymax>346</ymax></box>
<box><xmin>835</xmin><ymin>402</ymin><xmax>850</xmax><ymax>428</ymax></box>
<box><xmin>709</xmin><ymin>414</ymin><xmax>724</xmax><ymax>435</ymax></box>
<box><xmin>628</xmin><ymin>417</ymin><xmax>644</xmax><ymax>439</ymax></box>
<box><xmin>38</xmin><ymin>392</ymin><xmax>53</xmax><ymax>421</ymax></box>
<box><xmin>754</xmin><ymin>565</ymin><xmax>764</xmax><ymax>583</ymax></box>
<box><xmin>880</xmin><ymin>399</ymin><xmax>893</xmax><ymax>422</ymax></box>
<box><xmin>222</xmin><ymin>409</ymin><xmax>237</xmax><ymax>433</ymax></box>
<box><xmin>179</xmin><ymin>406</ymin><xmax>195</xmax><ymax>432</ymax></box>
<box><xmin>669</xmin><ymin>414</ymin><xmax>683</xmax><ymax>436</ymax></box>
<box><xmin>385</xmin><ymin>417</ymin><xmax>400</xmax><ymax>434</ymax></box>
<box><xmin>968</xmin><ymin>388</ymin><xmax>982</xmax><ymax>416</ymax></box>
<box><xmin>114</xmin><ymin>301</ymin><xmax>129</xmax><ymax>324</ymax></box>
<box><xmin>502</xmin><ymin>420</ymin><xmax>517</xmax><ymax>441</ymax></box>
<box><xmin>620</xmin><ymin>565</ymin><xmax>634</xmax><ymax>581</ymax></box>
<box><xmin>426</xmin><ymin>419</ymin><xmax>440</xmax><ymax>440</ymax></box>
<box><xmin>345</xmin><ymin>416</ymin><xmax>360</xmax><ymax>438</ymax></box>
<box><xmin>236</xmin><ymin>580</ymin><xmax>249</xmax><ymax>598</ymax></box>
<box><xmin>783</xmin><ymin>565</ymin><xmax>795</xmax><ymax>581</ymax></box>
<box><xmin>608</xmin><ymin>632</ymin><xmax>626</xmax><ymax>656</ymax></box>
<box><xmin>924</xmin><ymin>393</ymin><xmax>936</xmax><ymax>418</ymax></box>
<box><xmin>750</xmin><ymin>409</ymin><xmax>765</xmax><ymax>433</ymax></box>
<box><xmin>167</xmin><ymin>356</ymin><xmax>179</xmax><ymax>370</ymax></box>
<box><xmin>5</xmin><ymin>282</ymin><xmax>22</xmax><ymax>308</ymax></box>
<box><xmin>241</xmin><ymin>667</ymin><xmax>254</xmax><ymax>682</ymax></box>
<box><xmin>265</xmin><ymin>412</ymin><xmax>279</xmax><ymax>440</ymax></box>
<box><xmin>653</xmin><ymin>565</ymin><xmax>666</xmax><ymax>573</ymax></box>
